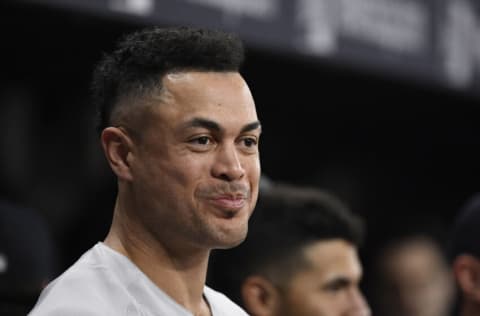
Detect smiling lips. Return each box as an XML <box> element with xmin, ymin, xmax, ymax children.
<box><xmin>208</xmin><ymin>195</ymin><xmax>247</xmax><ymax>213</ymax></box>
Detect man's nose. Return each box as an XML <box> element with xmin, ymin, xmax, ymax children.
<box><xmin>211</xmin><ymin>144</ymin><xmax>245</xmax><ymax>181</ymax></box>
<box><xmin>348</xmin><ymin>289</ymin><xmax>371</xmax><ymax>316</ymax></box>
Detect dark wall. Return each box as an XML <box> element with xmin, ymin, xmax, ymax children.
<box><xmin>1</xmin><ymin>0</ymin><xmax>479</xmax><ymax>281</ymax></box>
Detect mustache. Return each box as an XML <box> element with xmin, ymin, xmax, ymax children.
<box><xmin>197</xmin><ymin>183</ymin><xmax>251</xmax><ymax>199</ymax></box>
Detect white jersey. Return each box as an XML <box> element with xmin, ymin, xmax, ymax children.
<box><xmin>29</xmin><ymin>242</ymin><xmax>248</xmax><ymax>316</ymax></box>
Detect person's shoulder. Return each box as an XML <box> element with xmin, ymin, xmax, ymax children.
<box><xmin>28</xmin><ymin>269</ymin><xmax>109</xmax><ymax>315</ymax></box>
<box><xmin>204</xmin><ymin>286</ymin><xmax>249</xmax><ymax>316</ymax></box>
<box><xmin>28</xmin><ymin>304</ymin><xmax>101</xmax><ymax>316</ymax></box>
<box><xmin>29</xmin><ymin>244</ymin><xmax>140</xmax><ymax>316</ymax></box>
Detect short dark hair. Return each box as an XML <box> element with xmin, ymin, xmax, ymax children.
<box><xmin>208</xmin><ymin>182</ymin><xmax>364</xmax><ymax>305</ymax></box>
<box><xmin>91</xmin><ymin>26</ymin><xmax>245</xmax><ymax>134</ymax></box>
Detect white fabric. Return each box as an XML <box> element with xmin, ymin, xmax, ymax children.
<box><xmin>29</xmin><ymin>242</ymin><xmax>248</xmax><ymax>316</ymax></box>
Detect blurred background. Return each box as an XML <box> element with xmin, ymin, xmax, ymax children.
<box><xmin>1</xmin><ymin>0</ymin><xmax>480</xmax><ymax>314</ymax></box>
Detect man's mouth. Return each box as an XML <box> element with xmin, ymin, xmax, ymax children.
<box><xmin>208</xmin><ymin>195</ymin><xmax>247</xmax><ymax>213</ymax></box>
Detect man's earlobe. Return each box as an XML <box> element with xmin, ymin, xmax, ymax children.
<box><xmin>241</xmin><ymin>275</ymin><xmax>281</xmax><ymax>316</ymax></box>
<box><xmin>101</xmin><ymin>127</ymin><xmax>134</xmax><ymax>181</ymax></box>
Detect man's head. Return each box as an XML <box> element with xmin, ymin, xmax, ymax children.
<box><xmin>372</xmin><ymin>235</ymin><xmax>453</xmax><ymax>316</ymax></box>
<box><xmin>208</xmin><ymin>183</ymin><xmax>370</xmax><ymax>316</ymax></box>
<box><xmin>93</xmin><ymin>26</ymin><xmax>261</xmax><ymax>250</ymax></box>
<box><xmin>449</xmin><ymin>194</ymin><xmax>480</xmax><ymax>314</ymax></box>
<box><xmin>92</xmin><ymin>26</ymin><xmax>246</xmax><ymax>135</ymax></box>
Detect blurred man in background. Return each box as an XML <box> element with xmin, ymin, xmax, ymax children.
<box><xmin>208</xmin><ymin>182</ymin><xmax>370</xmax><ymax>316</ymax></box>
<box><xmin>369</xmin><ymin>233</ymin><xmax>453</xmax><ymax>316</ymax></box>
<box><xmin>449</xmin><ymin>194</ymin><xmax>480</xmax><ymax>316</ymax></box>
<box><xmin>29</xmin><ymin>26</ymin><xmax>260</xmax><ymax>316</ymax></box>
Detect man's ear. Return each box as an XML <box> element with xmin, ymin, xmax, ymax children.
<box><xmin>453</xmin><ymin>254</ymin><xmax>480</xmax><ymax>301</ymax></box>
<box><xmin>241</xmin><ymin>275</ymin><xmax>282</xmax><ymax>316</ymax></box>
<box><xmin>101</xmin><ymin>127</ymin><xmax>134</xmax><ymax>181</ymax></box>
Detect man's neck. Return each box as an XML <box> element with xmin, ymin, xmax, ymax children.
<box><xmin>104</xmin><ymin>206</ymin><xmax>212</xmax><ymax>315</ymax></box>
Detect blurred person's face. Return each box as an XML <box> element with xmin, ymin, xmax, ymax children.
<box><xmin>276</xmin><ymin>239</ymin><xmax>370</xmax><ymax>316</ymax></box>
<box><xmin>376</xmin><ymin>238</ymin><xmax>454</xmax><ymax>316</ymax></box>
<box><xmin>111</xmin><ymin>71</ymin><xmax>261</xmax><ymax>250</ymax></box>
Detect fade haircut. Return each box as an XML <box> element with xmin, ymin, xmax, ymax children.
<box><xmin>91</xmin><ymin>26</ymin><xmax>245</xmax><ymax>134</ymax></box>
<box><xmin>208</xmin><ymin>182</ymin><xmax>365</xmax><ymax>305</ymax></box>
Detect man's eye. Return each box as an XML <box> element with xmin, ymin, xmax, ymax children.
<box><xmin>325</xmin><ymin>283</ymin><xmax>344</xmax><ymax>292</ymax></box>
<box><xmin>192</xmin><ymin>136</ymin><xmax>211</xmax><ymax>145</ymax></box>
<box><xmin>323</xmin><ymin>279</ymin><xmax>350</xmax><ymax>293</ymax></box>
<box><xmin>242</xmin><ymin>137</ymin><xmax>257</xmax><ymax>147</ymax></box>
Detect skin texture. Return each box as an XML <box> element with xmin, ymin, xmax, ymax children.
<box><xmin>101</xmin><ymin>71</ymin><xmax>261</xmax><ymax>315</ymax></box>
<box><xmin>274</xmin><ymin>240</ymin><xmax>370</xmax><ymax>316</ymax></box>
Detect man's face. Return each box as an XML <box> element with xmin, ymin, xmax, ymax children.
<box><xmin>277</xmin><ymin>240</ymin><xmax>370</xmax><ymax>316</ymax></box>
<box><xmin>376</xmin><ymin>238</ymin><xmax>453</xmax><ymax>316</ymax></box>
<box><xmin>127</xmin><ymin>71</ymin><xmax>261</xmax><ymax>250</ymax></box>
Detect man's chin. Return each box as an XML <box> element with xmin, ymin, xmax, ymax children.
<box><xmin>212</xmin><ymin>230</ymin><xmax>248</xmax><ymax>250</ymax></box>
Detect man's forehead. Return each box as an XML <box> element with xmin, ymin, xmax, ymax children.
<box><xmin>158</xmin><ymin>71</ymin><xmax>250</xmax><ymax>103</ymax></box>
<box><xmin>304</xmin><ymin>239</ymin><xmax>357</xmax><ymax>256</ymax></box>
<box><xmin>302</xmin><ymin>239</ymin><xmax>362</xmax><ymax>274</ymax></box>
<box><xmin>165</xmin><ymin>72</ymin><xmax>192</xmax><ymax>83</ymax></box>
<box><xmin>163</xmin><ymin>71</ymin><xmax>242</xmax><ymax>84</ymax></box>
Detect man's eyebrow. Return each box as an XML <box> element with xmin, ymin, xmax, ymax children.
<box><xmin>322</xmin><ymin>277</ymin><xmax>352</xmax><ymax>290</ymax></box>
<box><xmin>241</xmin><ymin>121</ymin><xmax>262</xmax><ymax>133</ymax></box>
<box><xmin>183</xmin><ymin>118</ymin><xmax>222</xmax><ymax>132</ymax></box>
<box><xmin>182</xmin><ymin>118</ymin><xmax>262</xmax><ymax>134</ymax></box>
